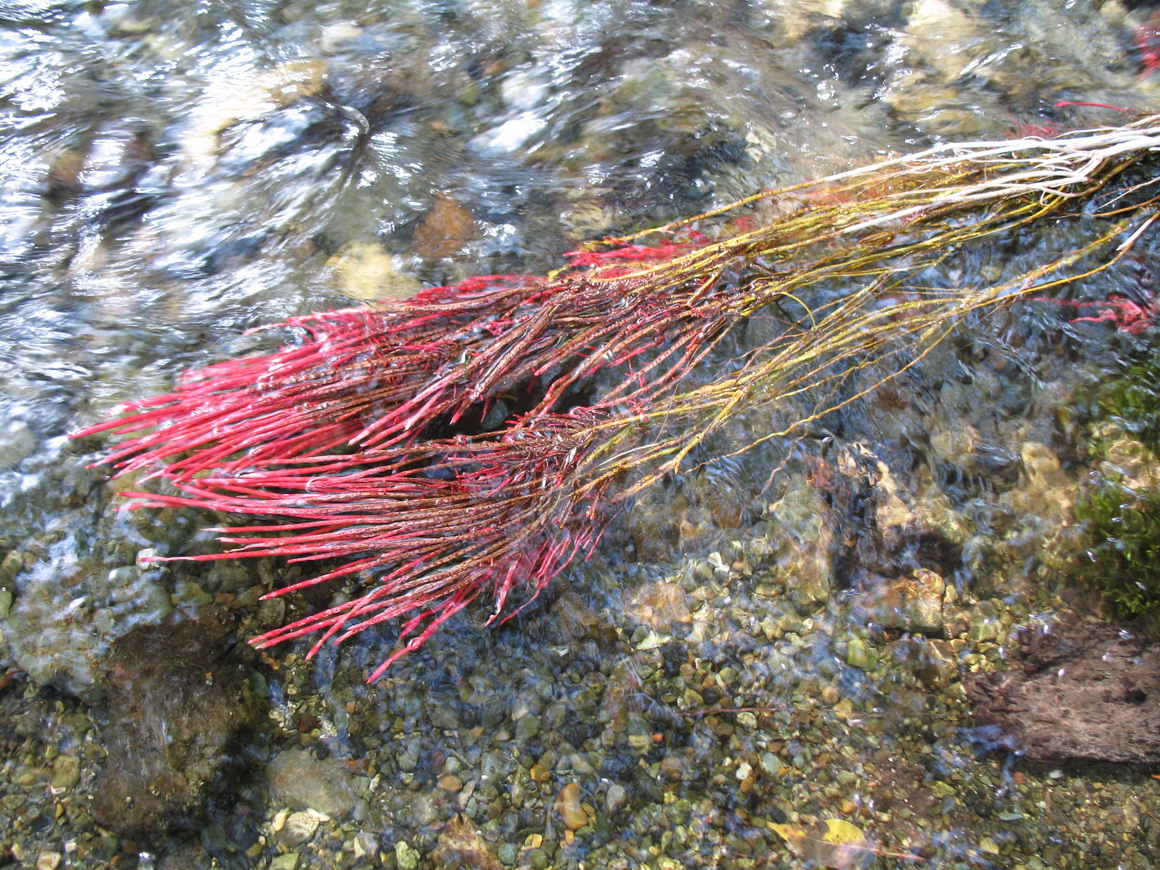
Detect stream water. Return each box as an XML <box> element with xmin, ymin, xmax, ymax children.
<box><xmin>2</xmin><ymin>0</ymin><xmax>1160</xmax><ymax>867</ymax></box>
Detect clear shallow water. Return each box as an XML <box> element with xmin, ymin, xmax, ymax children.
<box><xmin>1</xmin><ymin>0</ymin><xmax>1160</xmax><ymax>867</ymax></box>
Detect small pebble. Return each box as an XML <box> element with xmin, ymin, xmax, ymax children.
<box><xmin>556</xmin><ymin>782</ymin><xmax>589</xmax><ymax>831</ymax></box>
<box><xmin>50</xmin><ymin>755</ymin><xmax>80</xmax><ymax>791</ymax></box>
<box><xmin>606</xmin><ymin>783</ymin><xmax>628</xmax><ymax>815</ymax></box>
<box><xmin>395</xmin><ymin>840</ymin><xmax>421</xmax><ymax>870</ymax></box>
<box><xmin>280</xmin><ymin>810</ymin><xmax>321</xmax><ymax>845</ymax></box>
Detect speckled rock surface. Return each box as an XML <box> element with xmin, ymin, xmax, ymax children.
<box><xmin>969</xmin><ymin>622</ymin><xmax>1160</xmax><ymax>764</ymax></box>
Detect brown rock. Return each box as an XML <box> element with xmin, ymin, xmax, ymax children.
<box><xmin>412</xmin><ymin>193</ymin><xmax>474</xmax><ymax>259</ymax></box>
<box><xmin>92</xmin><ymin>608</ymin><xmax>260</xmax><ymax>835</ymax></box>
<box><xmin>554</xmin><ymin>782</ymin><xmax>591</xmax><ymax>831</ymax></box>
<box><xmin>266</xmin><ymin>747</ymin><xmax>360</xmax><ymax>819</ymax></box>
<box><xmin>433</xmin><ymin>815</ymin><xmax>504</xmax><ymax>870</ymax></box>
<box><xmin>968</xmin><ymin>623</ymin><xmax>1160</xmax><ymax>764</ymax></box>
<box><xmin>625</xmin><ymin>581</ymin><xmax>691</xmax><ymax>630</ymax></box>
<box><xmin>849</xmin><ymin>568</ymin><xmax>945</xmax><ymax>635</ymax></box>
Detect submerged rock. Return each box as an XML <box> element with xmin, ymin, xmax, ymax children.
<box><xmin>326</xmin><ymin>241</ymin><xmax>423</xmax><ymax>300</ymax></box>
<box><xmin>412</xmin><ymin>193</ymin><xmax>476</xmax><ymax>259</ymax></box>
<box><xmin>92</xmin><ymin>608</ymin><xmax>260</xmax><ymax>835</ymax></box>
<box><xmin>6</xmin><ymin>550</ymin><xmax>172</xmax><ymax>701</ymax></box>
<box><xmin>848</xmin><ymin>568</ymin><xmax>946</xmax><ymax>636</ymax></box>
<box><xmin>625</xmin><ymin>581</ymin><xmax>692</xmax><ymax>631</ymax></box>
<box><xmin>767</xmin><ymin>480</ymin><xmax>835</xmax><ymax>610</ymax></box>
<box><xmin>266</xmin><ymin>747</ymin><xmax>361</xmax><ymax>820</ymax></box>
<box><xmin>968</xmin><ymin>623</ymin><xmax>1160</xmax><ymax>764</ymax></box>
<box><xmin>554</xmin><ymin>781</ymin><xmax>592</xmax><ymax>831</ymax></box>
<box><xmin>433</xmin><ymin>815</ymin><xmax>504</xmax><ymax>870</ymax></box>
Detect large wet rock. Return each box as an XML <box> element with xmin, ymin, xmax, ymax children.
<box><xmin>5</xmin><ymin>544</ymin><xmax>172</xmax><ymax>701</ymax></box>
<box><xmin>968</xmin><ymin>623</ymin><xmax>1160</xmax><ymax>764</ymax></box>
<box><xmin>92</xmin><ymin>608</ymin><xmax>261</xmax><ymax>835</ymax></box>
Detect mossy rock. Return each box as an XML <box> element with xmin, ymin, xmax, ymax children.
<box><xmin>1095</xmin><ymin>340</ymin><xmax>1160</xmax><ymax>454</ymax></box>
<box><xmin>1074</xmin><ymin>478</ymin><xmax>1160</xmax><ymax>624</ymax></box>
<box><xmin>1073</xmin><ymin>339</ymin><xmax>1160</xmax><ymax>626</ymax></box>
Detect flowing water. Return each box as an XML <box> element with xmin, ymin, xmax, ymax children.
<box><xmin>2</xmin><ymin>0</ymin><xmax>1160</xmax><ymax>867</ymax></box>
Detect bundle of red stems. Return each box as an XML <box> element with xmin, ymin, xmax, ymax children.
<box><xmin>76</xmin><ymin>115</ymin><xmax>1160</xmax><ymax>680</ymax></box>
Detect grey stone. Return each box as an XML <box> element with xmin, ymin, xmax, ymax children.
<box><xmin>267</xmin><ymin>747</ymin><xmax>359</xmax><ymax>819</ymax></box>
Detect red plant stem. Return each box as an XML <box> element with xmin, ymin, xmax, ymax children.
<box><xmin>117</xmin><ymin>410</ymin><xmax>616</xmax><ymax>681</ymax></box>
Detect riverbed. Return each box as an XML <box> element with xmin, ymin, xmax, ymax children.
<box><xmin>1</xmin><ymin>0</ymin><xmax>1159</xmax><ymax>867</ymax></box>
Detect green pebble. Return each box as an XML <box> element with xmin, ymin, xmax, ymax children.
<box><xmin>627</xmin><ymin>734</ymin><xmax>652</xmax><ymax>753</ymax></box>
<box><xmin>172</xmin><ymin>580</ymin><xmax>213</xmax><ymax>606</ymax></box>
<box><xmin>12</xmin><ymin>765</ymin><xmax>43</xmax><ymax>788</ymax></box>
<box><xmin>968</xmin><ymin>618</ymin><xmax>1000</xmax><ymax>643</ymax></box>
<box><xmin>50</xmin><ymin>755</ymin><xmax>80</xmax><ymax>791</ymax></box>
<box><xmin>395</xmin><ymin>840</ymin><xmax>420</xmax><ymax>870</ymax></box>
<box><xmin>497</xmin><ymin>843</ymin><xmax>519</xmax><ymax>864</ymax></box>
<box><xmin>846</xmin><ymin>637</ymin><xmax>876</xmax><ymax>670</ymax></box>
<box><xmin>515</xmin><ymin>715</ymin><xmax>540</xmax><ymax>741</ymax></box>
<box><xmin>759</xmin><ymin>752</ymin><xmax>782</xmax><ymax>776</ymax></box>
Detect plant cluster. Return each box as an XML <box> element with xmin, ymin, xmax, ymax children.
<box><xmin>1074</xmin><ymin>340</ymin><xmax>1160</xmax><ymax>624</ymax></box>
<box><xmin>1099</xmin><ymin>340</ymin><xmax>1160</xmax><ymax>453</ymax></box>
<box><xmin>1074</xmin><ymin>478</ymin><xmax>1160</xmax><ymax>622</ymax></box>
<box><xmin>75</xmin><ymin>116</ymin><xmax>1160</xmax><ymax>679</ymax></box>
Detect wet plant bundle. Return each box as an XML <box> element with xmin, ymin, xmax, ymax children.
<box><xmin>77</xmin><ymin>116</ymin><xmax>1160</xmax><ymax>680</ymax></box>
